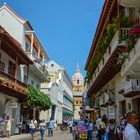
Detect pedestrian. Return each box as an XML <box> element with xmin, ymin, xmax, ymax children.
<box><xmin>68</xmin><ymin>119</ymin><xmax>73</xmax><ymax>133</ymax></box>
<box><xmin>48</xmin><ymin>117</ymin><xmax>55</xmax><ymax>136</ymax></box>
<box><xmin>29</xmin><ymin>120</ymin><xmax>36</xmax><ymax>140</ymax></box>
<box><xmin>39</xmin><ymin>120</ymin><xmax>46</xmax><ymax>140</ymax></box>
<box><xmin>102</xmin><ymin>114</ymin><xmax>108</xmax><ymax>126</ymax></box>
<box><xmin>120</xmin><ymin>114</ymin><xmax>127</xmax><ymax>131</ymax></box>
<box><xmin>95</xmin><ymin>116</ymin><xmax>102</xmax><ymax>140</ymax></box>
<box><xmin>106</xmin><ymin>119</ymin><xmax>119</xmax><ymax>140</ymax></box>
<box><xmin>87</xmin><ymin>119</ymin><xmax>94</xmax><ymax>140</ymax></box>
<box><xmin>72</xmin><ymin>123</ymin><xmax>77</xmax><ymax>140</ymax></box>
<box><xmin>98</xmin><ymin>119</ymin><xmax>106</xmax><ymax>140</ymax></box>
<box><xmin>124</xmin><ymin>111</ymin><xmax>140</xmax><ymax>140</ymax></box>
<box><xmin>78</xmin><ymin>117</ymin><xmax>85</xmax><ymax>126</ymax></box>
<box><xmin>33</xmin><ymin>117</ymin><xmax>38</xmax><ymax>129</ymax></box>
<box><xmin>5</xmin><ymin>116</ymin><xmax>14</xmax><ymax>138</ymax></box>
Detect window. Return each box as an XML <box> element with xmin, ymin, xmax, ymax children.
<box><xmin>77</xmin><ymin>80</ymin><xmax>79</xmax><ymax>84</ymax></box>
<box><xmin>0</xmin><ymin>54</ymin><xmax>5</xmax><ymax>72</ymax></box>
<box><xmin>129</xmin><ymin>8</ymin><xmax>135</xmax><ymax>17</ymax></box>
<box><xmin>24</xmin><ymin>75</ymin><xmax>28</xmax><ymax>84</ymax></box>
<box><xmin>36</xmin><ymin>84</ymin><xmax>39</xmax><ymax>88</ymax></box>
<box><xmin>31</xmin><ymin>80</ymin><xmax>34</xmax><ymax>86</ymax></box>
<box><xmin>8</xmin><ymin>61</ymin><xmax>15</xmax><ymax>76</ymax></box>
<box><xmin>25</xmin><ymin>42</ymin><xmax>31</xmax><ymax>52</ymax></box>
<box><xmin>51</xmin><ymin>63</ymin><xmax>54</xmax><ymax>67</ymax></box>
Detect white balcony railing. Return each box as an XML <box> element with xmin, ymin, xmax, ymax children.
<box><xmin>123</xmin><ymin>79</ymin><xmax>140</xmax><ymax>93</ymax></box>
<box><xmin>121</xmin><ymin>38</ymin><xmax>140</xmax><ymax>76</ymax></box>
<box><xmin>26</xmin><ymin>52</ymin><xmax>48</xmax><ymax>78</ymax></box>
<box><xmin>88</xmin><ymin>30</ymin><xmax>119</xmax><ymax>89</ymax></box>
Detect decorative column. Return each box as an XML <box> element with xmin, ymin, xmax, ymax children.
<box><xmin>31</xmin><ymin>33</ymin><xmax>34</xmax><ymax>57</ymax></box>
<box><xmin>14</xmin><ymin>56</ymin><xmax>18</xmax><ymax>86</ymax></box>
<box><xmin>38</xmin><ymin>46</ymin><xmax>40</xmax><ymax>59</ymax></box>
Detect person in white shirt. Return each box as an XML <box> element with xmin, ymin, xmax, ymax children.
<box><xmin>29</xmin><ymin>120</ymin><xmax>36</xmax><ymax>140</ymax></box>
<box><xmin>39</xmin><ymin>120</ymin><xmax>46</xmax><ymax>140</ymax></box>
<box><xmin>68</xmin><ymin>120</ymin><xmax>73</xmax><ymax>133</ymax></box>
<box><xmin>124</xmin><ymin>111</ymin><xmax>140</xmax><ymax>140</ymax></box>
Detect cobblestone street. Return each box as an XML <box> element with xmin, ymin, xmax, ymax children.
<box><xmin>1</xmin><ymin>129</ymin><xmax>99</xmax><ymax>140</ymax></box>
<box><xmin>1</xmin><ymin>129</ymin><xmax>72</xmax><ymax>140</ymax></box>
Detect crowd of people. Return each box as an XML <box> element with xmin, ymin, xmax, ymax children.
<box><xmin>0</xmin><ymin>115</ymin><xmax>56</xmax><ymax>140</ymax></box>
<box><xmin>68</xmin><ymin>111</ymin><xmax>140</xmax><ymax>140</ymax></box>
<box><xmin>0</xmin><ymin>111</ymin><xmax>139</xmax><ymax>140</ymax></box>
<box><xmin>28</xmin><ymin>117</ymin><xmax>56</xmax><ymax>140</ymax></box>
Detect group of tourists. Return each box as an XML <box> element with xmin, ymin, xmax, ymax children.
<box><xmin>29</xmin><ymin>117</ymin><xmax>55</xmax><ymax>140</ymax></box>
<box><xmin>0</xmin><ymin>114</ymin><xmax>56</xmax><ymax>140</ymax></box>
<box><xmin>95</xmin><ymin>111</ymin><xmax>140</xmax><ymax>140</ymax></box>
<box><xmin>68</xmin><ymin>111</ymin><xmax>140</xmax><ymax>140</ymax></box>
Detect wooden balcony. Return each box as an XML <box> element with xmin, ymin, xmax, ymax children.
<box><xmin>0</xmin><ymin>71</ymin><xmax>28</xmax><ymax>100</ymax></box>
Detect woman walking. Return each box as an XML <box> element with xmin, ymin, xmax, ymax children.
<box><xmin>39</xmin><ymin>120</ymin><xmax>46</xmax><ymax>140</ymax></box>
<box><xmin>29</xmin><ymin>120</ymin><xmax>36</xmax><ymax>140</ymax></box>
<box><xmin>5</xmin><ymin>116</ymin><xmax>14</xmax><ymax>138</ymax></box>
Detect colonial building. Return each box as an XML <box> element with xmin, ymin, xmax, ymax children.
<box><xmin>84</xmin><ymin>0</ymin><xmax>140</xmax><ymax>132</ymax></box>
<box><xmin>72</xmin><ymin>64</ymin><xmax>84</xmax><ymax>119</ymax></box>
<box><xmin>0</xmin><ymin>26</ymin><xmax>33</xmax><ymax>135</ymax></box>
<box><xmin>0</xmin><ymin>2</ymin><xmax>49</xmax><ymax>131</ymax></box>
<box><xmin>41</xmin><ymin>60</ymin><xmax>73</xmax><ymax>123</ymax></box>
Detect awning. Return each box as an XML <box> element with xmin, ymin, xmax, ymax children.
<box><xmin>63</xmin><ymin>110</ymin><xmax>73</xmax><ymax>116</ymax></box>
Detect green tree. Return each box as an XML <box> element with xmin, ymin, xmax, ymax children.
<box><xmin>27</xmin><ymin>85</ymin><xmax>51</xmax><ymax>110</ymax></box>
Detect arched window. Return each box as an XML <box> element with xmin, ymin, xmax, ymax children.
<box><xmin>77</xmin><ymin>80</ymin><xmax>79</xmax><ymax>84</ymax></box>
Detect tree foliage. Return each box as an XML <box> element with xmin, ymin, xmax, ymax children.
<box><xmin>27</xmin><ymin>85</ymin><xmax>51</xmax><ymax>110</ymax></box>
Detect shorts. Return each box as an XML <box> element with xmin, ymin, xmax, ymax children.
<box><xmin>30</xmin><ymin>128</ymin><xmax>35</xmax><ymax>135</ymax></box>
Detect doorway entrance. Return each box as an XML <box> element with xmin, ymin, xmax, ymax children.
<box><xmin>120</xmin><ymin>100</ymin><xmax>126</xmax><ymax>116</ymax></box>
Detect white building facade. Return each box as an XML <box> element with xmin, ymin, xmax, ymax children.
<box><xmin>85</xmin><ymin>0</ymin><xmax>140</xmax><ymax>132</ymax></box>
<box><xmin>41</xmin><ymin>60</ymin><xmax>73</xmax><ymax>123</ymax></box>
<box><xmin>0</xmin><ymin>3</ymin><xmax>49</xmax><ymax>134</ymax></box>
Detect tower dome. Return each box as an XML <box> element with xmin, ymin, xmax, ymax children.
<box><xmin>72</xmin><ymin>64</ymin><xmax>83</xmax><ymax>85</ymax></box>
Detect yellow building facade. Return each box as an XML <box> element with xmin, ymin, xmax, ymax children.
<box><xmin>72</xmin><ymin>64</ymin><xmax>84</xmax><ymax>119</ymax></box>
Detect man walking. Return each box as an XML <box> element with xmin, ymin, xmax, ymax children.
<box><xmin>48</xmin><ymin>118</ymin><xmax>54</xmax><ymax>136</ymax></box>
<box><xmin>124</xmin><ymin>111</ymin><xmax>140</xmax><ymax>140</ymax></box>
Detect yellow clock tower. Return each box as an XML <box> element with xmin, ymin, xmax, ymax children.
<box><xmin>72</xmin><ymin>64</ymin><xmax>84</xmax><ymax>119</ymax></box>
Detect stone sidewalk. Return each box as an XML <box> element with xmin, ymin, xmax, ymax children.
<box><xmin>0</xmin><ymin>129</ymin><xmax>72</xmax><ymax>140</ymax></box>
<box><xmin>0</xmin><ymin>132</ymin><xmax>35</xmax><ymax>140</ymax></box>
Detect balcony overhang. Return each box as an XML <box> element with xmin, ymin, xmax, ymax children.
<box><xmin>0</xmin><ymin>26</ymin><xmax>33</xmax><ymax>65</ymax></box>
<box><xmin>29</xmin><ymin>64</ymin><xmax>49</xmax><ymax>82</ymax></box>
<box><xmin>25</xmin><ymin>32</ymin><xmax>49</xmax><ymax>60</ymax></box>
<box><xmin>119</xmin><ymin>0</ymin><xmax>140</xmax><ymax>7</ymax></box>
<box><xmin>87</xmin><ymin>46</ymin><xmax>123</xmax><ymax>96</ymax></box>
<box><xmin>0</xmin><ymin>84</ymin><xmax>27</xmax><ymax>101</ymax></box>
<box><xmin>124</xmin><ymin>91</ymin><xmax>140</xmax><ymax>97</ymax></box>
<box><xmin>85</xmin><ymin>0</ymin><xmax>117</xmax><ymax>70</ymax></box>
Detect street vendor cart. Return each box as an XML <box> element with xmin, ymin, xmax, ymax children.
<box><xmin>76</xmin><ymin>126</ymin><xmax>88</xmax><ymax>140</ymax></box>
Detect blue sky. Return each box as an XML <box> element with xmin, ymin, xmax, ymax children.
<box><xmin>0</xmin><ymin>0</ymin><xmax>104</xmax><ymax>79</ymax></box>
